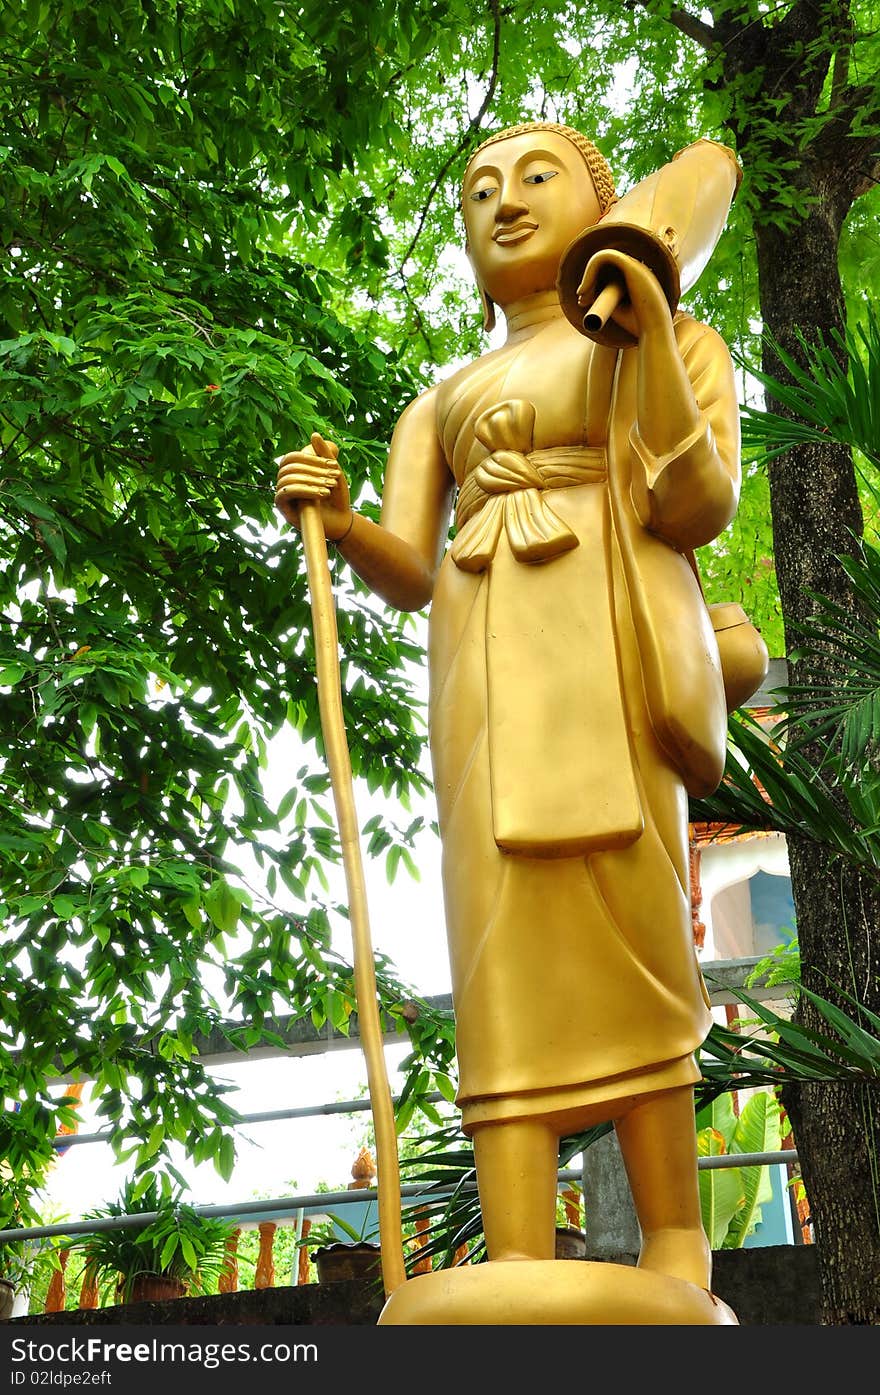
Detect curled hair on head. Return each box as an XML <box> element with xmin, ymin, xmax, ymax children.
<box><xmin>462</xmin><ymin>121</ymin><xmax>617</xmax><ymax>215</ymax></box>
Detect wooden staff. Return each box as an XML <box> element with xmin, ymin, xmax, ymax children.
<box><xmin>298</xmin><ymin>501</ymin><xmax>407</xmax><ymax>1298</ymax></box>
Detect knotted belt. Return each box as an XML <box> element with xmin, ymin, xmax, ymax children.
<box><xmin>443</xmin><ymin>396</ymin><xmax>642</xmax><ymax>858</ymax></box>
<box><xmin>452</xmin><ymin>398</ymin><xmax>607</xmax><ymax>572</ymax></box>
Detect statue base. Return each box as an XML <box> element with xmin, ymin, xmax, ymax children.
<box><xmin>377</xmin><ymin>1260</ymin><xmax>738</xmax><ymax>1325</ymax></box>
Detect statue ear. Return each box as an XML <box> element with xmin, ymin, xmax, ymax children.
<box><xmin>478</xmin><ymin>281</ymin><xmax>496</xmax><ymax>334</ymax></box>
<box><xmin>465</xmin><ymin>239</ymin><xmax>496</xmax><ymax>334</ymax></box>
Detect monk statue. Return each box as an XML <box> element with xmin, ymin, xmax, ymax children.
<box><xmin>275</xmin><ymin>123</ymin><xmax>767</xmax><ymax>1325</ymax></box>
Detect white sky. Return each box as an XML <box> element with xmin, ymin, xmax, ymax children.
<box><xmin>41</xmin><ymin>682</ymin><xmax>455</xmax><ymax>1225</ymax></box>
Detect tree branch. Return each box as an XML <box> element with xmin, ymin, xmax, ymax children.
<box><xmin>853</xmin><ymin>154</ymin><xmax>880</xmax><ymax>200</ymax></box>
<box><xmin>396</xmin><ymin>0</ymin><xmax>502</xmax><ymax>274</ymax></box>
<box><xmin>395</xmin><ymin>273</ymin><xmax>439</xmax><ymax>359</ymax></box>
<box><xmin>827</xmin><ymin>78</ymin><xmax>880</xmax><ymax>137</ymax></box>
<box><xmin>625</xmin><ymin>0</ymin><xmax>718</xmax><ymax>53</ymax></box>
<box><xmin>830</xmin><ymin>6</ymin><xmax>854</xmax><ymax>106</ymax></box>
<box><xmin>810</xmin><ymin>83</ymin><xmax>880</xmax><ymax>203</ymax></box>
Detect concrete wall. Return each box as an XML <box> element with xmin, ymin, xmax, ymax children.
<box><xmin>7</xmin><ymin>1244</ymin><xmax>820</xmax><ymax>1326</ymax></box>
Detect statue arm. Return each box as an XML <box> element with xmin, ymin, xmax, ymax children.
<box><xmin>337</xmin><ymin>386</ymin><xmax>454</xmax><ymax>612</ymax></box>
<box><xmin>582</xmin><ymin>245</ymin><xmax>739</xmax><ymax>551</ymax></box>
<box><xmin>275</xmin><ymin>386</ymin><xmax>452</xmax><ymax>612</ymax></box>
<box><xmin>628</xmin><ymin>316</ymin><xmax>740</xmax><ymax>551</ymax></box>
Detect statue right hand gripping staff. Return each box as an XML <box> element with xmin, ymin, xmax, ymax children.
<box><xmin>276</xmin><ymin>125</ymin><xmax>766</xmax><ymax>1325</ymax></box>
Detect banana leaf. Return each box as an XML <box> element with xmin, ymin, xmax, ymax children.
<box><xmin>726</xmin><ymin>1090</ymin><xmax>782</xmax><ymax>1248</ymax></box>
<box><xmin>698</xmin><ymin>1122</ymin><xmax>745</xmax><ymax>1250</ymax></box>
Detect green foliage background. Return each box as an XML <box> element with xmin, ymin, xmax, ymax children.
<box><xmin>1</xmin><ymin>0</ymin><xmax>877</xmax><ymax>1242</ymax></box>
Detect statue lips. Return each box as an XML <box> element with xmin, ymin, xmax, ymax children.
<box><xmin>493</xmin><ymin>221</ymin><xmax>538</xmax><ymax>246</ymax></box>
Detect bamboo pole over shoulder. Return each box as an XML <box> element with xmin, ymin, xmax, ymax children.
<box><xmin>298</xmin><ymin>502</ymin><xmax>407</xmax><ymax>1298</ymax></box>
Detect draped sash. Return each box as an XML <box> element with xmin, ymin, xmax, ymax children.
<box><xmin>442</xmin><ymin>392</ymin><xmax>642</xmax><ymax>856</ymax></box>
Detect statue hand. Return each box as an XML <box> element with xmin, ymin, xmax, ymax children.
<box><xmin>275</xmin><ymin>432</ymin><xmax>353</xmax><ymax>541</ymax></box>
<box><xmin>577</xmin><ymin>249</ymin><xmax>673</xmax><ymax>342</ymax></box>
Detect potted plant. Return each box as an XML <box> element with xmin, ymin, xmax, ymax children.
<box><xmin>0</xmin><ymin>1237</ymin><xmax>36</xmax><ymax>1319</ymax></box>
<box><xmin>0</xmin><ymin>1164</ymin><xmax>58</xmax><ymax>1319</ymax></box>
<box><xmin>305</xmin><ymin>1209</ymin><xmax>383</xmax><ymax>1284</ymax></box>
<box><xmin>74</xmin><ymin>1176</ymin><xmax>235</xmax><ymax>1305</ymax></box>
<box><xmin>301</xmin><ymin>1148</ymin><xmax>384</xmax><ymax>1284</ymax></box>
<box><xmin>0</xmin><ymin>1226</ymin><xmax>67</xmax><ymax>1319</ymax></box>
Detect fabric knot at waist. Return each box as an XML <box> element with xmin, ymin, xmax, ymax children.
<box><xmin>452</xmin><ymin>398</ymin><xmax>607</xmax><ymax>573</ymax></box>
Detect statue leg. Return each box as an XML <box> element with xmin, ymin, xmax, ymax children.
<box><xmin>472</xmin><ymin>1120</ymin><xmax>558</xmax><ymax>1262</ymax></box>
<box><xmin>613</xmin><ymin>1084</ymin><xmax>711</xmax><ymax>1289</ymax></box>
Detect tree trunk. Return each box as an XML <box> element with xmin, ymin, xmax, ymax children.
<box><xmin>755</xmin><ymin>201</ymin><xmax>864</xmax><ymax>626</ymax></box>
<box><xmin>657</xmin><ymin>0</ymin><xmax>880</xmax><ymax>1318</ymax></box>
<box><xmin>752</xmin><ymin>187</ymin><xmax>880</xmax><ymax>1325</ymax></box>
<box><xmin>780</xmin><ymin>843</ymin><xmax>880</xmax><ymax>1325</ymax></box>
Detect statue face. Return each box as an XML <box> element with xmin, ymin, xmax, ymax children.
<box><xmin>463</xmin><ymin>130</ymin><xmax>602</xmax><ymax>310</ymax></box>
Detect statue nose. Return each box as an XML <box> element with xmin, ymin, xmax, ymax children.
<box><xmin>496</xmin><ymin>185</ymin><xmax>529</xmax><ymax>220</ymax></box>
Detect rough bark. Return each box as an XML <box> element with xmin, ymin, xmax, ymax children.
<box><xmin>716</xmin><ymin>1</ymin><xmax>880</xmax><ymax>1324</ymax></box>
<box><xmin>780</xmin><ymin>844</ymin><xmax>880</xmax><ymax>1325</ymax></box>
<box><xmin>755</xmin><ymin>204</ymin><xmax>880</xmax><ymax>1321</ymax></box>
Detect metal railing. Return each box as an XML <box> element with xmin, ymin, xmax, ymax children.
<box><xmin>0</xmin><ymin>1149</ymin><xmax>801</xmax><ymax>1246</ymax></box>
<box><xmin>3</xmin><ymin>956</ymin><xmax>800</xmax><ymax>1251</ymax></box>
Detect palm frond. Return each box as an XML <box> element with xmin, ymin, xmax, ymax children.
<box><xmin>697</xmin><ymin>983</ymin><xmax>880</xmax><ymax>1107</ymax></box>
<box><xmin>763</xmin><ymin>540</ymin><xmax>880</xmax><ymax>768</ymax></box>
<box><xmin>737</xmin><ymin>305</ymin><xmax>880</xmax><ymax>474</ymax></box>
<box><xmin>690</xmin><ymin>711</ymin><xmax>880</xmax><ymax>873</ymax></box>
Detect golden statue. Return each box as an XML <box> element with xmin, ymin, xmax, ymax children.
<box><xmin>276</xmin><ymin>123</ymin><xmax>767</xmax><ymax>1325</ymax></box>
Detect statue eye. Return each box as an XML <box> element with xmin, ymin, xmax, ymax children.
<box><xmin>469</xmin><ymin>186</ymin><xmax>496</xmax><ymax>202</ymax></box>
<box><xmin>524</xmin><ymin>170</ymin><xmax>558</xmax><ymax>185</ymax></box>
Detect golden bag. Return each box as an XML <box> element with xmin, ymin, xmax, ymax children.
<box><xmin>708</xmin><ymin>602</ymin><xmax>770</xmax><ymax>713</ymax></box>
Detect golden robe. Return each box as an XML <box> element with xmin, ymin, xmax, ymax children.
<box><xmin>427</xmin><ymin>312</ymin><xmax>739</xmax><ymax>1130</ymax></box>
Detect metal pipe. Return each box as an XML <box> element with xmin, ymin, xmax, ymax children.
<box><xmin>697</xmin><ymin>1150</ymin><xmax>798</xmax><ymax>1170</ymax></box>
<box><xmin>291</xmin><ymin>1208</ymin><xmax>304</xmax><ymax>1285</ymax></box>
<box><xmin>0</xmin><ymin>1156</ymin><xmax>797</xmax><ymax>1246</ymax></box>
<box><xmin>582</xmin><ymin>276</ymin><xmax>625</xmax><ymax>333</ymax></box>
<box><xmin>51</xmin><ymin>1093</ymin><xmax>447</xmax><ymax>1150</ymax></box>
<box><xmin>0</xmin><ymin>1172</ymin><xmax>583</xmax><ymax>1245</ymax></box>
